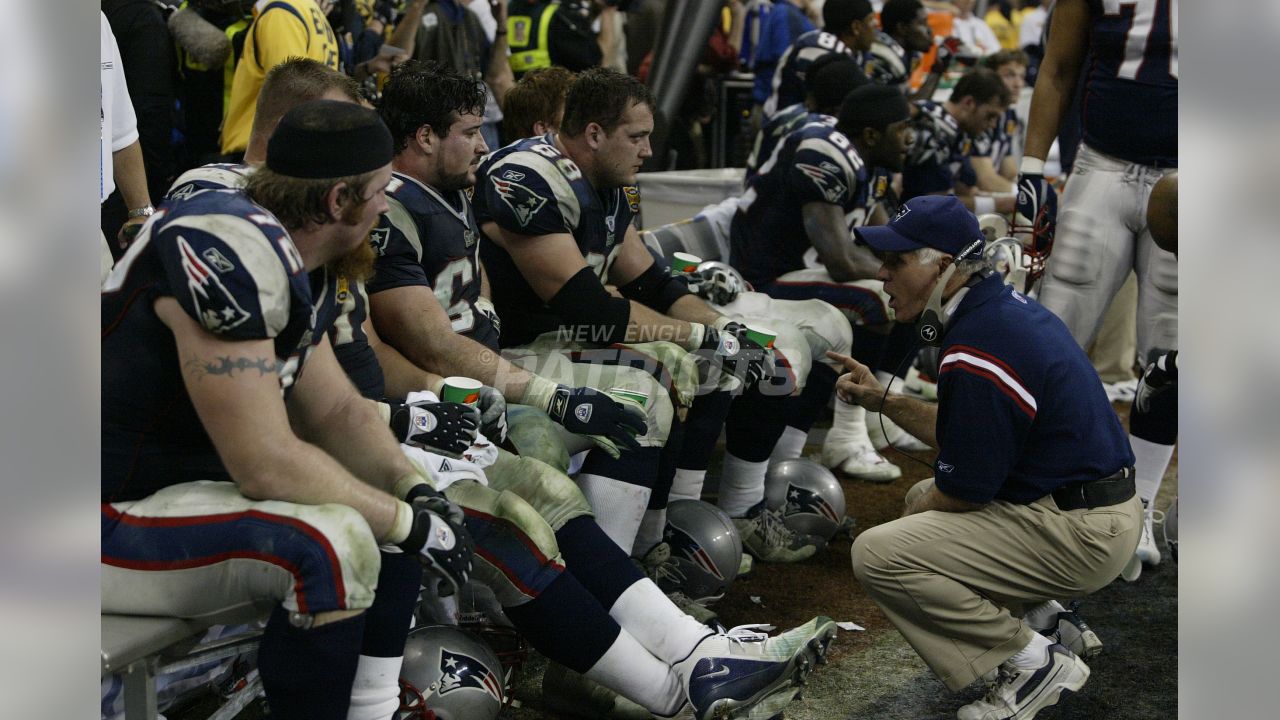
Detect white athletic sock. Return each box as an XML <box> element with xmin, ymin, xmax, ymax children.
<box><xmin>609</xmin><ymin>578</ymin><xmax>717</xmax><ymax>664</ymax></box>
<box><xmin>1006</xmin><ymin>632</ymin><xmax>1052</xmax><ymax>670</ymax></box>
<box><xmin>1131</xmin><ymin>435</ymin><xmax>1175</xmax><ymax>504</ymax></box>
<box><xmin>670</xmin><ymin>468</ymin><xmax>707</xmax><ymax>501</ymax></box>
<box><xmin>347</xmin><ymin>655</ymin><xmax>403</xmax><ymax>720</ymax></box>
<box><xmin>823</xmin><ymin>400</ymin><xmax>871</xmax><ymax>454</ymax></box>
<box><xmin>716</xmin><ymin>452</ymin><xmax>768</xmax><ymax>518</ymax></box>
<box><xmin>634</xmin><ymin>508</ymin><xmax>666</xmax><ymax>558</ymax></box>
<box><xmin>1022</xmin><ymin>600</ymin><xmax>1066</xmax><ymax>633</ymax></box>
<box><xmin>576</xmin><ymin>474</ymin><xmax>651</xmax><ymax>555</ymax></box>
<box><xmin>585</xmin><ymin>628</ymin><xmax>686</xmax><ymax>716</ymax></box>
<box><xmin>769</xmin><ymin>426</ymin><xmax>809</xmax><ymax>466</ymax></box>
<box><xmin>874</xmin><ymin>370</ymin><xmax>900</xmax><ymax>391</ymax></box>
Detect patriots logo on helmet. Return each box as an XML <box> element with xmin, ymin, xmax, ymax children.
<box><xmin>438</xmin><ymin>649</ymin><xmax>504</xmax><ymax>702</ymax></box>
<box><xmin>665</xmin><ymin>525</ymin><xmax>725</xmax><ymax>580</ymax></box>
<box><xmin>177</xmin><ymin>236</ymin><xmax>251</xmax><ymax>333</ymax></box>
<box><xmin>490</xmin><ymin>175</ymin><xmax>547</xmax><ymax>227</ymax></box>
<box><xmin>796</xmin><ymin>163</ymin><xmax>847</xmax><ymax>204</ymax></box>
<box><xmin>786</xmin><ymin>485</ymin><xmax>840</xmax><ymax>524</ymax></box>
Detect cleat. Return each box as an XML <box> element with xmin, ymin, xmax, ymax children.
<box><xmin>1050</xmin><ymin>610</ymin><xmax>1103</xmax><ymax>660</ymax></box>
<box><xmin>957</xmin><ymin>644</ymin><xmax>1089</xmax><ymax>720</ymax></box>
<box><xmin>833</xmin><ymin>447</ymin><xmax>903</xmax><ymax>483</ymax></box>
<box><xmin>732</xmin><ymin>501</ymin><xmax>818</xmax><ymax>563</ymax></box>
<box><xmin>1135</xmin><ymin>504</ymin><xmax>1164</xmax><ymax>566</ymax></box>
<box><xmin>673</xmin><ymin>617</ymin><xmax>836</xmax><ymax>720</ymax></box>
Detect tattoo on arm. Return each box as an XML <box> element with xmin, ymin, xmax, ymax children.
<box><xmin>184</xmin><ymin>354</ymin><xmax>279</xmax><ymax>381</ymax></box>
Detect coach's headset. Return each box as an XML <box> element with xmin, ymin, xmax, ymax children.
<box><xmin>915</xmin><ymin>236</ymin><xmax>988</xmax><ymax>347</ymax></box>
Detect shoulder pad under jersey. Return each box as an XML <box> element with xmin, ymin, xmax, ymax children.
<box><xmin>166</xmin><ymin>163</ymin><xmax>256</xmax><ymax>202</ymax></box>
<box><xmin>480</xmin><ymin>138</ymin><xmax>585</xmax><ymax>236</ymax></box>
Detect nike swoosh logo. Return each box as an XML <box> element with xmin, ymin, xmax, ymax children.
<box><xmin>697</xmin><ymin>666</ymin><xmax>732</xmax><ymax>680</ymax></box>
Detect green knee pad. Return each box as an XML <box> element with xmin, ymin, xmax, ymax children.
<box><xmin>486</xmin><ymin>450</ymin><xmax>594</xmax><ymax>531</ymax></box>
<box><xmin>505</xmin><ymin>404</ymin><xmax>572</xmax><ymax>473</ymax></box>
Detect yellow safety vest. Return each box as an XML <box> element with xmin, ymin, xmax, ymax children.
<box><xmin>507</xmin><ymin>2</ymin><xmax>559</xmax><ymax>75</ymax></box>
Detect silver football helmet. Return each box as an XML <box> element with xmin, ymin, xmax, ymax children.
<box><xmin>656</xmin><ymin>499</ymin><xmax>744</xmax><ymax>603</ymax></box>
<box><xmin>693</xmin><ymin>260</ymin><xmax>747</xmax><ymax>306</ymax></box>
<box><xmin>1163</xmin><ymin>497</ymin><xmax>1178</xmax><ymax>563</ymax></box>
<box><xmin>764</xmin><ymin>459</ymin><xmax>847</xmax><ymax>545</ymax></box>
<box><xmin>399</xmin><ymin>625</ymin><xmax>505</xmax><ymax>720</ymax></box>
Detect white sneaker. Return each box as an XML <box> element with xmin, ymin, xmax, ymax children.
<box><xmin>1045</xmin><ymin>610</ymin><xmax>1103</xmax><ymax>660</ymax></box>
<box><xmin>957</xmin><ymin>644</ymin><xmax>1090</xmax><ymax>720</ymax></box>
<box><xmin>1135</xmin><ymin>505</ymin><xmax>1163</xmax><ymax>566</ymax></box>
<box><xmin>673</xmin><ymin>617</ymin><xmax>837</xmax><ymax>720</ymax></box>
<box><xmin>866</xmin><ymin>412</ymin><xmax>932</xmax><ymax>453</ymax></box>
<box><xmin>1102</xmin><ymin>378</ymin><xmax>1139</xmax><ymax>404</ymax></box>
<box><xmin>820</xmin><ymin>444</ymin><xmax>902</xmax><ymax>483</ymax></box>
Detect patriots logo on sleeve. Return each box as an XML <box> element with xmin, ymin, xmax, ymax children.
<box><xmin>437</xmin><ymin>649</ymin><xmax>504</xmax><ymax>702</ymax></box>
<box><xmin>369</xmin><ymin>225</ymin><xmax>391</xmax><ymax>255</ymax></box>
<box><xmin>490</xmin><ymin>174</ymin><xmax>548</xmax><ymax>227</ymax></box>
<box><xmin>177</xmin><ymin>236</ymin><xmax>251</xmax><ymax>333</ymax></box>
<box><xmin>796</xmin><ymin>162</ymin><xmax>848</xmax><ymax>204</ymax></box>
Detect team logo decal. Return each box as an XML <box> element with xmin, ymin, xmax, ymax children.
<box><xmin>177</xmin><ymin>236</ymin><xmax>251</xmax><ymax>333</ymax></box>
<box><xmin>786</xmin><ymin>485</ymin><xmax>840</xmax><ymax>523</ymax></box>
<box><xmin>796</xmin><ymin>163</ymin><xmax>847</xmax><ymax>204</ymax></box>
<box><xmin>893</xmin><ymin>204</ymin><xmax>912</xmax><ymax>222</ymax></box>
<box><xmin>574</xmin><ymin>404</ymin><xmax>593</xmax><ymax>423</ymax></box>
<box><xmin>719</xmin><ymin>333</ymin><xmax>740</xmax><ymax>357</ymax></box>
<box><xmin>623</xmin><ymin>186</ymin><xmax>641</xmax><ymax>213</ymax></box>
<box><xmin>413</xmin><ymin>410</ymin><xmax>437</xmax><ymax>433</ymax></box>
<box><xmin>438</xmin><ymin>649</ymin><xmax>504</xmax><ymax>702</ymax></box>
<box><xmin>665</xmin><ymin>525</ymin><xmax>725</xmax><ymax>580</ymax></box>
<box><xmin>369</xmin><ymin>225</ymin><xmax>391</xmax><ymax>255</ymax></box>
<box><xmin>490</xmin><ymin>175</ymin><xmax>547</xmax><ymax>227</ymax></box>
<box><xmin>201</xmin><ymin>247</ymin><xmax>235</xmax><ymax>273</ymax></box>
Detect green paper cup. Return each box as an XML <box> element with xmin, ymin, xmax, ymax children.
<box><xmin>608</xmin><ymin>387</ymin><xmax>649</xmax><ymax>408</ymax></box>
<box><xmin>441</xmin><ymin>376</ymin><xmax>483</xmax><ymax>405</ymax></box>
<box><xmin>670</xmin><ymin>252</ymin><xmax>702</xmax><ymax>274</ymax></box>
<box><xmin>743</xmin><ymin>325</ymin><xmax>776</xmax><ymax>349</ymax></box>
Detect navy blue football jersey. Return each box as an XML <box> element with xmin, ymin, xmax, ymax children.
<box><xmin>1082</xmin><ymin>0</ymin><xmax>1177</xmax><ymax>166</ymax></box>
<box><xmin>730</xmin><ymin>119</ymin><xmax>874</xmax><ymax>287</ymax></box>
<box><xmin>473</xmin><ymin>134</ymin><xmax>640</xmax><ymax>347</ymax></box>
<box><xmin>368</xmin><ymin>172</ymin><xmax>499</xmax><ymax>351</ymax></box>
<box><xmin>102</xmin><ymin>190</ymin><xmax>339</xmax><ymax>502</ymax></box>
<box><xmin>865</xmin><ymin>30</ymin><xmax>917</xmax><ymax>90</ymax></box>
<box><xmin>902</xmin><ymin>100</ymin><xmax>975</xmax><ymax>199</ymax></box>
<box><xmin>166</xmin><ymin>163</ymin><xmax>256</xmax><ymax>202</ymax></box>
<box><xmin>329</xmin><ymin>276</ymin><xmax>385</xmax><ymax>400</ymax></box>
<box><xmin>763</xmin><ymin>29</ymin><xmax>860</xmax><ymax>117</ymax></box>
<box><xmin>971</xmin><ymin>107</ymin><xmax>1021</xmax><ymax>170</ymax></box>
<box><xmin>745</xmin><ymin>103</ymin><xmax>832</xmax><ymax>182</ymax></box>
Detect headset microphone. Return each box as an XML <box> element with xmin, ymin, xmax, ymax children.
<box><xmin>913</xmin><ymin>237</ymin><xmax>986</xmax><ymax>347</ymax></box>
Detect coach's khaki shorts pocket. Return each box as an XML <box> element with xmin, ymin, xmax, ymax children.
<box><xmin>1078</xmin><ymin>509</ymin><xmax>1127</xmax><ymax>538</ymax></box>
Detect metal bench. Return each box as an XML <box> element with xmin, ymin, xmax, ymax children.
<box><xmin>102</xmin><ymin>615</ymin><xmax>264</xmax><ymax>720</ymax></box>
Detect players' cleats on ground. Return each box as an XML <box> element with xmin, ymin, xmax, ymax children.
<box><xmin>866</xmin><ymin>412</ymin><xmax>932</xmax><ymax>453</ymax></box>
<box><xmin>667</xmin><ymin>590</ymin><xmax>723</xmax><ymax>628</ymax></box>
<box><xmin>541</xmin><ymin>663</ymin><xmax>653</xmax><ymax>720</ymax></box>
<box><xmin>1040</xmin><ymin>611</ymin><xmax>1103</xmax><ymax>660</ymax></box>
<box><xmin>1102</xmin><ymin>378</ymin><xmax>1138</xmax><ymax>404</ymax></box>
<box><xmin>957</xmin><ymin>644</ymin><xmax>1089</xmax><ymax>720</ymax></box>
<box><xmin>903</xmin><ymin>365</ymin><xmax>938</xmax><ymax>401</ymax></box>
<box><xmin>673</xmin><ymin>617</ymin><xmax>837</xmax><ymax>720</ymax></box>
<box><xmin>822</xmin><ymin>444</ymin><xmax>902</xmax><ymax>483</ymax></box>
<box><xmin>1135</xmin><ymin>505</ymin><xmax>1164</xmax><ymax>566</ymax></box>
<box><xmin>732</xmin><ymin>501</ymin><xmax>817</xmax><ymax>563</ymax></box>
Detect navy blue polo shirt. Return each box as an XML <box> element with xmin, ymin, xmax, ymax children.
<box><xmin>933</xmin><ymin>275</ymin><xmax>1134</xmax><ymax>504</ymax></box>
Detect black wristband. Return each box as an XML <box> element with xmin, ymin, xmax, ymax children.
<box><xmin>619</xmin><ymin>258</ymin><xmax>693</xmax><ymax>313</ymax></box>
<box><xmin>396</xmin><ymin>509</ymin><xmax>428</xmax><ymax>553</ymax></box>
<box><xmin>388</xmin><ymin>403</ymin><xmax>411</xmax><ymax>439</ymax></box>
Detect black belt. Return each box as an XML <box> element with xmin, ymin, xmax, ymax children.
<box><xmin>1052</xmin><ymin>467</ymin><xmax>1135</xmax><ymax>511</ymax></box>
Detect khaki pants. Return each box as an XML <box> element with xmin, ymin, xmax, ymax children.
<box><xmin>851</xmin><ymin>479</ymin><xmax>1141</xmax><ymax>691</ymax></box>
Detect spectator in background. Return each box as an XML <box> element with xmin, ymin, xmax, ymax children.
<box><xmin>507</xmin><ymin>0</ymin><xmax>606</xmax><ymax>79</ymax></box>
<box><xmin>746</xmin><ymin>0</ymin><xmax>814</xmax><ymax>114</ymax></box>
<box><xmin>950</xmin><ymin>0</ymin><xmax>1001</xmax><ymax>57</ymax></box>
<box><xmin>221</xmin><ymin>0</ymin><xmax>340</xmax><ymax>156</ymax></box>
<box><xmin>101</xmin><ymin>1</ymin><xmax>173</xmax><ymax>254</ymax></box>
<box><xmin>99</xmin><ymin>10</ymin><xmax>153</xmax><ymax>276</ymax></box>
<box><xmin>167</xmin><ymin>0</ymin><xmax>254</xmax><ymax>171</ymax></box>
<box><xmin>1019</xmin><ymin>0</ymin><xmax>1050</xmax><ymax>50</ymax></box>
<box><xmin>984</xmin><ymin>0</ymin><xmax>1026</xmax><ymax>51</ymax></box>
<box><xmin>412</xmin><ymin>0</ymin><xmax>514</xmax><ymax>150</ymax></box>
<box><xmin>500</xmin><ymin>65</ymin><xmax>576</xmax><ymax>143</ymax></box>
<box><xmin>968</xmin><ymin>48</ymin><xmax>1027</xmax><ymax>192</ymax></box>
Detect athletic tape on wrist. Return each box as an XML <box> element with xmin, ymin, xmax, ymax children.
<box><xmin>1019</xmin><ymin>157</ymin><xmax>1045</xmax><ymax>175</ymax></box>
<box><xmin>974</xmin><ymin>196</ymin><xmax>995</xmax><ymax>215</ymax></box>
<box><xmin>387</xmin><ymin>500</ymin><xmax>415</xmax><ymax>545</ymax></box>
<box><xmin>685</xmin><ymin>322</ymin><xmax>707</xmax><ymax>351</ymax></box>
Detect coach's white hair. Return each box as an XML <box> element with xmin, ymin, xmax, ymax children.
<box><xmin>915</xmin><ymin>246</ymin><xmax>986</xmax><ymax>275</ymax></box>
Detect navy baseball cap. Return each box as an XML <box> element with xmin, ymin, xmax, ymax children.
<box><xmin>855</xmin><ymin>195</ymin><xmax>985</xmax><ymax>259</ymax></box>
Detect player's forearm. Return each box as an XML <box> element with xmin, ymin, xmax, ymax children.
<box><xmin>240</xmin><ymin>436</ymin><xmax>406</xmax><ymax>541</ymax></box>
<box><xmin>294</xmin><ymin>391</ymin><xmax>421</xmax><ymax>495</ymax></box>
<box><xmin>485</xmin><ymin>37</ymin><xmax>514</xmax><ymax>103</ymax></box>
<box><xmin>879</xmin><ymin>393</ymin><xmax>938</xmax><ymax>448</ymax></box>
<box><xmin>665</xmin><ymin>294</ymin><xmax>724</xmax><ymax>326</ymax></box>
<box><xmin>624</xmin><ymin>301</ymin><xmax>699</xmax><ymax>345</ymax></box>
<box><xmin>972</xmin><ymin>158</ymin><xmax>1013</xmax><ymax>193</ymax></box>
<box><xmin>112</xmin><ymin>140</ymin><xmax>152</xmax><ymax>211</ymax></box>
<box><xmin>372</xmin><ymin>339</ymin><xmax>446</xmax><ymax>401</ymax></box>
<box><xmin>912</xmin><ymin>70</ymin><xmax>943</xmax><ymax>102</ymax></box>
<box><xmin>1022</xmin><ymin>2</ymin><xmax>1087</xmax><ymax>161</ymax></box>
